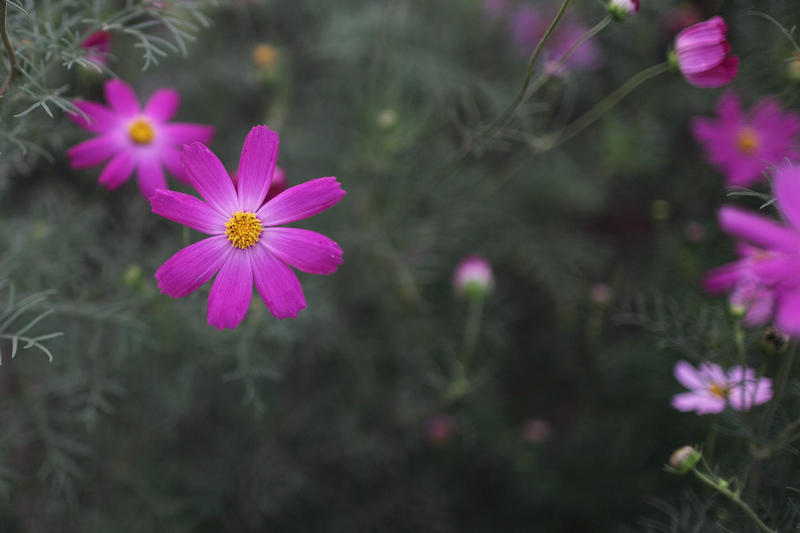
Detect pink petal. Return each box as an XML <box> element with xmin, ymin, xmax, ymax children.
<box><xmin>773</xmin><ymin>164</ymin><xmax>800</xmax><ymax>232</ymax></box>
<box><xmin>151</xmin><ymin>189</ymin><xmax>227</xmax><ymax>234</ymax></box>
<box><xmin>136</xmin><ymin>155</ymin><xmax>167</xmax><ymax>200</ymax></box>
<box><xmin>155</xmin><ymin>235</ymin><xmax>232</xmax><ymax>298</ymax></box>
<box><xmin>673</xmin><ymin>361</ymin><xmax>705</xmax><ymax>390</ymax></box>
<box><xmin>67</xmin><ymin>134</ymin><xmax>120</xmax><ymax>168</ymax></box>
<box><xmin>207</xmin><ymin>251</ymin><xmax>254</xmax><ymax>330</ymax></box>
<box><xmin>98</xmin><ymin>150</ymin><xmax>135</xmax><ymax>190</ymax></box>
<box><xmin>671</xmin><ymin>391</ymin><xmax>725</xmax><ymax>414</ymax></box>
<box><xmin>144</xmin><ymin>88</ymin><xmax>180</xmax><ymax>122</ymax></box>
<box><xmin>237</xmin><ymin>125</ymin><xmax>279</xmax><ymax>210</ymax></box>
<box><xmin>258</xmin><ymin>177</ymin><xmax>346</xmax><ymax>226</ymax></box>
<box><xmin>162</xmin><ymin>147</ymin><xmax>189</xmax><ymax>183</ymax></box>
<box><xmin>775</xmin><ymin>288</ymin><xmax>800</xmax><ymax>335</ymax></box>
<box><xmin>718</xmin><ymin>206</ymin><xmax>800</xmax><ymax>254</ymax></box>
<box><xmin>104</xmin><ymin>79</ymin><xmax>140</xmax><ymax>118</ymax></box>
<box><xmin>162</xmin><ymin>123</ymin><xmax>215</xmax><ymax>145</ymax></box>
<box><xmin>260</xmin><ymin>227</ymin><xmax>343</xmax><ymax>274</ymax></box>
<box><xmin>683</xmin><ymin>55</ymin><xmax>739</xmax><ymax>88</ymax></box>
<box><xmin>68</xmin><ymin>101</ymin><xmax>118</xmax><ymax>133</ymax></box>
<box><xmin>250</xmin><ymin>246</ymin><xmax>306</xmax><ymax>319</ymax></box>
<box><xmin>180</xmin><ymin>142</ymin><xmax>238</xmax><ymax>215</ymax></box>
<box><xmin>703</xmin><ymin>260</ymin><xmax>748</xmax><ymax>293</ymax></box>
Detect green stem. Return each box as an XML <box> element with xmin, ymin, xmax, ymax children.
<box><xmin>704</xmin><ymin>415</ymin><xmax>719</xmax><ymax>465</ymax></box>
<box><xmin>0</xmin><ymin>0</ymin><xmax>17</xmax><ymax>98</ymax></box>
<box><xmin>543</xmin><ymin>62</ymin><xmax>670</xmax><ymax>149</ymax></box>
<box><xmin>692</xmin><ymin>470</ymin><xmax>775</xmax><ymax>533</ymax></box>
<box><xmin>460</xmin><ymin>295</ymin><xmax>485</xmax><ymax>374</ymax></box>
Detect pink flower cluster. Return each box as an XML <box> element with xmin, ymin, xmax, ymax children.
<box><xmin>67</xmin><ymin>80</ymin><xmax>346</xmax><ymax>328</ymax></box>
<box><xmin>672</xmin><ymin>360</ymin><xmax>772</xmax><ymax>414</ymax></box>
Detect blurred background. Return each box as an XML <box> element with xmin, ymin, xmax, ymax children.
<box><xmin>0</xmin><ymin>0</ymin><xmax>798</xmax><ymax>531</ymax></box>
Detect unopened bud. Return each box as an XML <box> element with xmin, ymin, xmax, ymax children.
<box><xmin>607</xmin><ymin>0</ymin><xmax>640</xmax><ymax>21</ymax></box>
<box><xmin>668</xmin><ymin>445</ymin><xmax>701</xmax><ymax>475</ymax></box>
<box><xmin>453</xmin><ymin>255</ymin><xmax>494</xmax><ymax>300</ymax></box>
<box><xmin>762</xmin><ymin>326</ymin><xmax>790</xmax><ymax>356</ymax></box>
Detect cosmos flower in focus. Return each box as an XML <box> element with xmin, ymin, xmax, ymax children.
<box><xmin>671</xmin><ymin>360</ymin><xmax>772</xmax><ymax>414</ymax></box>
<box><xmin>67</xmin><ymin>79</ymin><xmax>214</xmax><ymax>199</ymax></box>
<box><xmin>150</xmin><ymin>125</ymin><xmax>345</xmax><ymax>330</ymax></box>
<box><xmin>691</xmin><ymin>92</ymin><xmax>800</xmax><ymax>187</ymax></box>
<box><xmin>671</xmin><ymin>16</ymin><xmax>738</xmax><ymax>88</ymax></box>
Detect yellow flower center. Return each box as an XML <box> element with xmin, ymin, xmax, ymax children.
<box><xmin>252</xmin><ymin>44</ymin><xmax>279</xmax><ymax>69</ymax></box>
<box><xmin>225</xmin><ymin>211</ymin><xmax>263</xmax><ymax>249</ymax></box>
<box><xmin>708</xmin><ymin>382</ymin><xmax>729</xmax><ymax>399</ymax></box>
<box><xmin>128</xmin><ymin>118</ymin><xmax>155</xmax><ymax>145</ymax></box>
<box><xmin>735</xmin><ymin>126</ymin><xmax>760</xmax><ymax>156</ymax></box>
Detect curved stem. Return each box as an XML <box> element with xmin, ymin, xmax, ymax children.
<box><xmin>544</xmin><ymin>62</ymin><xmax>670</xmax><ymax>149</ymax></box>
<box><xmin>692</xmin><ymin>470</ymin><xmax>775</xmax><ymax>533</ymax></box>
<box><xmin>0</xmin><ymin>0</ymin><xmax>17</xmax><ymax>98</ymax></box>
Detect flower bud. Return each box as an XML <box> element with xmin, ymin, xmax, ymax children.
<box><xmin>761</xmin><ymin>326</ymin><xmax>790</xmax><ymax>356</ymax></box>
<box><xmin>670</xmin><ymin>16</ymin><xmax>738</xmax><ymax>88</ymax></box>
<box><xmin>668</xmin><ymin>445</ymin><xmax>701</xmax><ymax>474</ymax></box>
<box><xmin>453</xmin><ymin>255</ymin><xmax>495</xmax><ymax>300</ymax></box>
<box><xmin>606</xmin><ymin>0</ymin><xmax>639</xmax><ymax>22</ymax></box>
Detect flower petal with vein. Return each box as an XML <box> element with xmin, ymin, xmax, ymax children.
<box><xmin>150</xmin><ymin>125</ymin><xmax>345</xmax><ymax>330</ymax></box>
<box><xmin>671</xmin><ymin>360</ymin><xmax>772</xmax><ymax>414</ymax></box>
<box><xmin>67</xmin><ymin>79</ymin><xmax>214</xmax><ymax>199</ymax></box>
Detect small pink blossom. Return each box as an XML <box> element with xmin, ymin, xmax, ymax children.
<box><xmin>80</xmin><ymin>31</ymin><xmax>112</xmax><ymax>68</ymax></box>
<box><xmin>607</xmin><ymin>0</ymin><xmax>640</xmax><ymax>21</ymax></box>
<box><xmin>150</xmin><ymin>125</ymin><xmax>345</xmax><ymax>330</ymax></box>
<box><xmin>67</xmin><ymin>79</ymin><xmax>214</xmax><ymax>199</ymax></box>
<box><xmin>673</xmin><ymin>16</ymin><xmax>738</xmax><ymax>88</ymax></box>
<box><xmin>510</xmin><ymin>6</ymin><xmax>600</xmax><ymax>76</ymax></box>
<box><xmin>691</xmin><ymin>92</ymin><xmax>800</xmax><ymax>187</ymax></box>
<box><xmin>704</xmin><ymin>163</ymin><xmax>800</xmax><ymax>334</ymax></box>
<box><xmin>672</xmin><ymin>360</ymin><xmax>772</xmax><ymax>414</ymax></box>
<box><xmin>424</xmin><ymin>414</ymin><xmax>457</xmax><ymax>446</ymax></box>
<box><xmin>453</xmin><ymin>255</ymin><xmax>494</xmax><ymax>299</ymax></box>
<box><xmin>232</xmin><ymin>165</ymin><xmax>287</xmax><ymax>202</ymax></box>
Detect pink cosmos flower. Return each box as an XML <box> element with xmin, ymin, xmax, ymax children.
<box><xmin>673</xmin><ymin>16</ymin><xmax>738</xmax><ymax>88</ymax></box>
<box><xmin>691</xmin><ymin>92</ymin><xmax>800</xmax><ymax>187</ymax></box>
<box><xmin>453</xmin><ymin>255</ymin><xmax>495</xmax><ymax>299</ymax></box>
<box><xmin>67</xmin><ymin>79</ymin><xmax>215</xmax><ymax>199</ymax></box>
<box><xmin>150</xmin><ymin>125</ymin><xmax>345</xmax><ymax>330</ymax></box>
<box><xmin>510</xmin><ymin>6</ymin><xmax>600</xmax><ymax>75</ymax></box>
<box><xmin>80</xmin><ymin>31</ymin><xmax>112</xmax><ymax>68</ymax></box>
<box><xmin>704</xmin><ymin>163</ymin><xmax>800</xmax><ymax>334</ymax></box>
<box><xmin>672</xmin><ymin>360</ymin><xmax>772</xmax><ymax>414</ymax></box>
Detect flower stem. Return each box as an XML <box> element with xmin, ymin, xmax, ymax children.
<box><xmin>460</xmin><ymin>295</ymin><xmax>485</xmax><ymax>373</ymax></box>
<box><xmin>692</xmin><ymin>470</ymin><xmax>775</xmax><ymax>533</ymax></box>
<box><xmin>0</xmin><ymin>0</ymin><xmax>17</xmax><ymax>99</ymax></box>
<box><xmin>543</xmin><ymin>62</ymin><xmax>670</xmax><ymax>149</ymax></box>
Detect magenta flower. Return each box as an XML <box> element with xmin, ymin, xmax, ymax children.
<box><xmin>672</xmin><ymin>361</ymin><xmax>772</xmax><ymax>414</ymax></box>
<box><xmin>672</xmin><ymin>16</ymin><xmax>738</xmax><ymax>88</ymax></box>
<box><xmin>80</xmin><ymin>31</ymin><xmax>112</xmax><ymax>68</ymax></box>
<box><xmin>232</xmin><ymin>165</ymin><xmax>287</xmax><ymax>202</ymax></box>
<box><xmin>67</xmin><ymin>79</ymin><xmax>215</xmax><ymax>199</ymax></box>
<box><xmin>150</xmin><ymin>125</ymin><xmax>345</xmax><ymax>330</ymax></box>
<box><xmin>691</xmin><ymin>92</ymin><xmax>800</xmax><ymax>187</ymax></box>
<box><xmin>704</xmin><ymin>163</ymin><xmax>800</xmax><ymax>334</ymax></box>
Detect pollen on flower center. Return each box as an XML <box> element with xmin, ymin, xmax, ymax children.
<box><xmin>708</xmin><ymin>382</ymin><xmax>729</xmax><ymax>398</ymax></box>
<box><xmin>735</xmin><ymin>126</ymin><xmax>760</xmax><ymax>155</ymax></box>
<box><xmin>128</xmin><ymin>118</ymin><xmax>155</xmax><ymax>145</ymax></box>
<box><xmin>225</xmin><ymin>211</ymin><xmax>263</xmax><ymax>249</ymax></box>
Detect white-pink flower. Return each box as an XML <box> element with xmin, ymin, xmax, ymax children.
<box><xmin>150</xmin><ymin>125</ymin><xmax>345</xmax><ymax>330</ymax></box>
<box><xmin>671</xmin><ymin>360</ymin><xmax>772</xmax><ymax>414</ymax></box>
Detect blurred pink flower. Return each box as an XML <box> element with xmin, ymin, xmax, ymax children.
<box><xmin>67</xmin><ymin>79</ymin><xmax>214</xmax><ymax>199</ymax></box>
<box><xmin>424</xmin><ymin>414</ymin><xmax>457</xmax><ymax>446</ymax></box>
<box><xmin>521</xmin><ymin>419</ymin><xmax>552</xmax><ymax>443</ymax></box>
<box><xmin>691</xmin><ymin>92</ymin><xmax>800</xmax><ymax>187</ymax></box>
<box><xmin>453</xmin><ymin>255</ymin><xmax>495</xmax><ymax>299</ymax></box>
<box><xmin>673</xmin><ymin>16</ymin><xmax>738</xmax><ymax>88</ymax></box>
<box><xmin>150</xmin><ymin>126</ymin><xmax>345</xmax><ymax>330</ymax></box>
<box><xmin>232</xmin><ymin>164</ymin><xmax>287</xmax><ymax>202</ymax></box>
<box><xmin>510</xmin><ymin>5</ymin><xmax>600</xmax><ymax>75</ymax></box>
<box><xmin>672</xmin><ymin>361</ymin><xmax>772</xmax><ymax>414</ymax></box>
<box><xmin>80</xmin><ymin>31</ymin><xmax>112</xmax><ymax>67</ymax></box>
<box><xmin>704</xmin><ymin>163</ymin><xmax>800</xmax><ymax>334</ymax></box>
